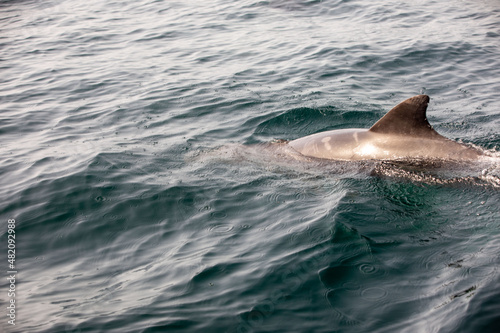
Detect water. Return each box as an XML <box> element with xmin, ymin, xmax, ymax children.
<box><xmin>1</xmin><ymin>0</ymin><xmax>500</xmax><ymax>332</ymax></box>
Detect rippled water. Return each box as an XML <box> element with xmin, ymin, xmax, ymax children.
<box><xmin>1</xmin><ymin>0</ymin><xmax>500</xmax><ymax>332</ymax></box>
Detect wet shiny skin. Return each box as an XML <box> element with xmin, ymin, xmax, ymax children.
<box><xmin>289</xmin><ymin>128</ymin><xmax>482</xmax><ymax>161</ymax></box>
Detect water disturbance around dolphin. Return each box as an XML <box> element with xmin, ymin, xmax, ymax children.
<box><xmin>289</xmin><ymin>95</ymin><xmax>484</xmax><ymax>161</ymax></box>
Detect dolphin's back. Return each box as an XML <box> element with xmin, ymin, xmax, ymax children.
<box><xmin>288</xmin><ymin>95</ymin><xmax>483</xmax><ymax>161</ymax></box>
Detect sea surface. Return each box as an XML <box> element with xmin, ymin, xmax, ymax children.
<box><xmin>1</xmin><ymin>0</ymin><xmax>500</xmax><ymax>332</ymax></box>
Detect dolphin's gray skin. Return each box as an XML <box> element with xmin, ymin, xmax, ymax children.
<box><xmin>289</xmin><ymin>95</ymin><xmax>483</xmax><ymax>161</ymax></box>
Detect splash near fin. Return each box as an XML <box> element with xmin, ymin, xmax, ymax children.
<box><xmin>369</xmin><ymin>95</ymin><xmax>441</xmax><ymax>138</ymax></box>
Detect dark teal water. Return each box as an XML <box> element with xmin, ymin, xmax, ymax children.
<box><xmin>1</xmin><ymin>0</ymin><xmax>500</xmax><ymax>332</ymax></box>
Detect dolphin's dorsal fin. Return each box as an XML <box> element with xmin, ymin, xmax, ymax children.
<box><xmin>369</xmin><ymin>95</ymin><xmax>441</xmax><ymax>138</ymax></box>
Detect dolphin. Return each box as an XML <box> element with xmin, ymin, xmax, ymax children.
<box><xmin>288</xmin><ymin>95</ymin><xmax>484</xmax><ymax>161</ymax></box>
